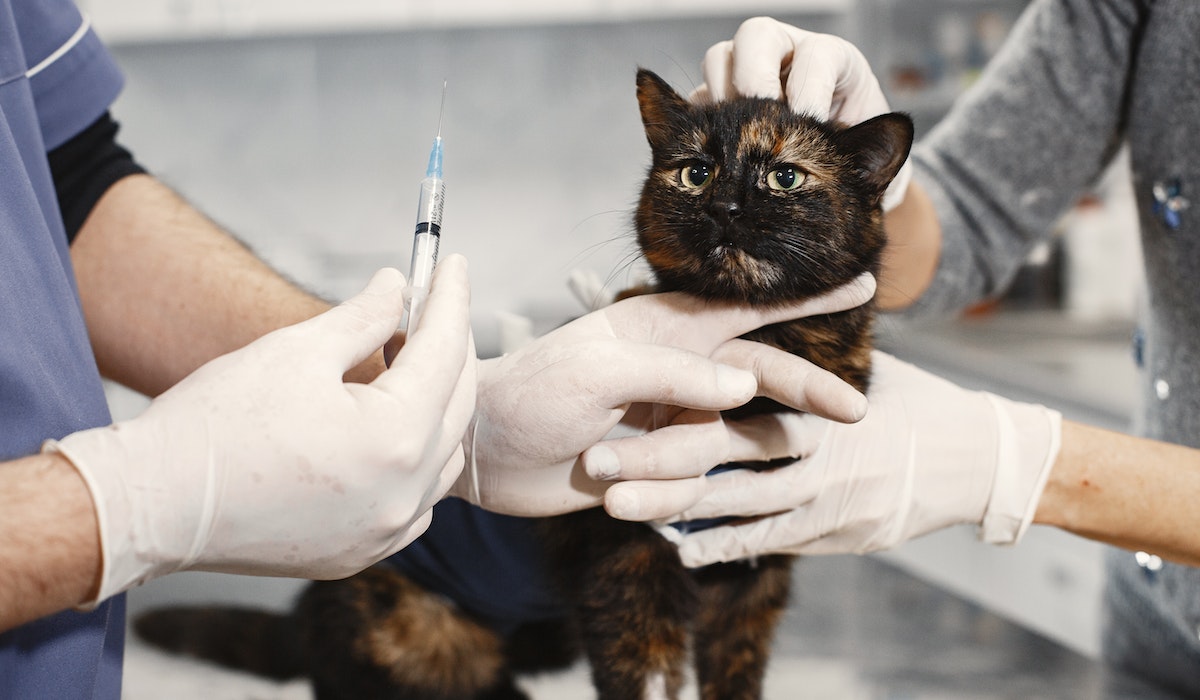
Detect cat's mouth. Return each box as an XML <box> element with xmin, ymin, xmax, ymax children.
<box><xmin>709</xmin><ymin>243</ymin><xmax>747</xmax><ymax>265</ymax></box>
<box><xmin>705</xmin><ymin>244</ymin><xmax>781</xmax><ymax>290</ymax></box>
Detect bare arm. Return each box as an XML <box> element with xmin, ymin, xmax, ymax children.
<box><xmin>69</xmin><ymin>173</ymin><xmax>387</xmax><ymax>395</ymax></box>
<box><xmin>0</xmin><ymin>452</ymin><xmax>100</xmax><ymax>631</ymax></box>
<box><xmin>1038</xmin><ymin>421</ymin><xmax>1200</xmax><ymax>567</ymax></box>
<box><xmin>876</xmin><ymin>181</ymin><xmax>942</xmax><ymax>311</ymax></box>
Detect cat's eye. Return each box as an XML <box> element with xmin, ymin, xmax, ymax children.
<box><xmin>767</xmin><ymin>165</ymin><xmax>806</xmax><ymax>191</ymax></box>
<box><xmin>679</xmin><ymin>163</ymin><xmax>713</xmax><ymax>189</ymax></box>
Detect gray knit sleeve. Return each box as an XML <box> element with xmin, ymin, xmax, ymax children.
<box><xmin>903</xmin><ymin>0</ymin><xmax>1145</xmax><ymax>316</ymax></box>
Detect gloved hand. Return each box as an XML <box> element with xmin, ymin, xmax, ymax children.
<box><xmin>694</xmin><ymin>16</ymin><xmax>912</xmax><ymax>211</ymax></box>
<box><xmin>451</xmin><ymin>274</ymin><xmax>876</xmax><ymax>517</ymax></box>
<box><xmin>604</xmin><ymin>352</ymin><xmax>1062</xmax><ymax>567</ymax></box>
<box><xmin>45</xmin><ymin>258</ymin><xmax>475</xmax><ymax>604</ymax></box>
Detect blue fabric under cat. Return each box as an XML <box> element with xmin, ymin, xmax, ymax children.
<box><xmin>0</xmin><ymin>1</ymin><xmax>126</xmax><ymax>697</ymax></box>
<box><xmin>385</xmin><ymin>498</ymin><xmax>569</xmax><ymax>635</ymax></box>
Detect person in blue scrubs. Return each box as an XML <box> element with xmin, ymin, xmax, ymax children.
<box><xmin>0</xmin><ymin>3</ymin><xmax>875</xmax><ymax>696</ymax></box>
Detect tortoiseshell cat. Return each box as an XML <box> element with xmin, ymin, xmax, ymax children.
<box><xmin>133</xmin><ymin>69</ymin><xmax>912</xmax><ymax>700</ymax></box>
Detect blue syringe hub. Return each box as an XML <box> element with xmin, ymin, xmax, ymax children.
<box><xmin>425</xmin><ymin>136</ymin><xmax>443</xmax><ymax>179</ymax></box>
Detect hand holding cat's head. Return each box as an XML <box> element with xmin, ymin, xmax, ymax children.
<box><xmin>690</xmin><ymin>17</ymin><xmax>912</xmax><ymax>211</ymax></box>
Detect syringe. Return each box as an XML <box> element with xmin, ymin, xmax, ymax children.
<box><xmin>399</xmin><ymin>84</ymin><xmax>447</xmax><ymax>335</ymax></box>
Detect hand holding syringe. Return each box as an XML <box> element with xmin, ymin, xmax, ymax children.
<box><xmin>399</xmin><ymin>84</ymin><xmax>447</xmax><ymax>335</ymax></box>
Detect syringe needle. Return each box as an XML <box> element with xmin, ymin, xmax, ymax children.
<box><xmin>436</xmin><ymin>80</ymin><xmax>447</xmax><ymax>138</ymax></box>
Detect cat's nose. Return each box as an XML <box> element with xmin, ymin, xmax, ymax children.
<box><xmin>709</xmin><ymin>200</ymin><xmax>742</xmax><ymax>225</ymax></box>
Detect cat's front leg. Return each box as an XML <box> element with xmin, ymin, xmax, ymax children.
<box><xmin>692</xmin><ymin>554</ymin><xmax>794</xmax><ymax>700</ymax></box>
<box><xmin>541</xmin><ymin>509</ymin><xmax>696</xmax><ymax>700</ymax></box>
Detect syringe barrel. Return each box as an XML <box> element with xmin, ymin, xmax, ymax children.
<box><xmin>415</xmin><ymin>176</ymin><xmax>445</xmax><ymax>231</ymax></box>
<box><xmin>408</xmin><ymin>176</ymin><xmax>445</xmax><ymax>290</ymax></box>
<box><xmin>400</xmin><ymin>176</ymin><xmax>445</xmax><ymax>335</ymax></box>
<box><xmin>407</xmin><ymin>231</ymin><xmax>439</xmax><ymax>291</ymax></box>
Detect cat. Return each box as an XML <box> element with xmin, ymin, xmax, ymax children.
<box><xmin>531</xmin><ymin>69</ymin><xmax>911</xmax><ymax>699</ymax></box>
<box><xmin>132</xmin><ymin>68</ymin><xmax>913</xmax><ymax>700</ymax></box>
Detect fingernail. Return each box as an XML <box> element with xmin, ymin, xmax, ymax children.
<box><xmin>585</xmin><ymin>445</ymin><xmax>621</xmax><ymax>481</ymax></box>
<box><xmin>367</xmin><ymin>267</ymin><xmax>406</xmax><ymax>294</ymax></box>
<box><xmin>848</xmin><ymin>391</ymin><xmax>869</xmax><ymax>422</ymax></box>
<box><xmin>716</xmin><ymin>365</ymin><xmax>756</xmax><ymax>399</ymax></box>
<box><xmin>854</xmin><ymin>272</ymin><xmax>877</xmax><ymax>296</ymax></box>
<box><xmin>677</xmin><ymin>541</ymin><xmax>700</xmax><ymax>567</ymax></box>
<box><xmin>607</xmin><ymin>488</ymin><xmax>641</xmax><ymax>520</ymax></box>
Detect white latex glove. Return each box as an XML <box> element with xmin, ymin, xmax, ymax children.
<box><xmin>605</xmin><ymin>352</ymin><xmax>1062</xmax><ymax>567</ymax></box>
<box><xmin>45</xmin><ymin>258</ymin><xmax>475</xmax><ymax>604</ymax></box>
<box><xmin>695</xmin><ymin>16</ymin><xmax>912</xmax><ymax>211</ymax></box>
<box><xmin>451</xmin><ymin>274</ymin><xmax>877</xmax><ymax>517</ymax></box>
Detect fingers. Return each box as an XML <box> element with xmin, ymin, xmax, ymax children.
<box><xmin>697</xmin><ymin>18</ymin><xmax>886</xmax><ymax>129</ymax></box>
<box><xmin>432</xmin><ymin>445</ymin><xmax>467</xmax><ymax>505</ymax></box>
<box><xmin>729</xmin><ymin>17</ymin><xmax>801</xmax><ymax>102</ymax></box>
<box><xmin>582</xmin><ymin>409</ymin><xmax>729</xmax><ymax>481</ymax></box>
<box><xmin>604</xmin><ymin>476</ymin><xmax>709</xmax><ymax>522</ymax></box>
<box><xmin>373</xmin><ymin>255</ymin><xmax>472</xmax><ymax>425</ymax></box>
<box><xmin>699</xmin><ymin>40</ymin><xmax>735</xmax><ymax>102</ymax></box>
<box><xmin>725</xmin><ymin>411</ymin><xmax>828</xmax><ymax>463</ymax></box>
<box><xmin>603</xmin><ymin>415</ymin><xmax>829</xmax><ymax>523</ymax></box>
<box><xmin>583</xmin><ymin>342</ymin><xmax>757</xmax><ymax>411</ymax></box>
<box><xmin>701</xmin><ymin>18</ymin><xmax>807</xmax><ymax>103</ymax></box>
<box><xmin>390</xmin><ymin>509</ymin><xmax>436</xmax><ymax>555</ymax></box>
<box><xmin>699</xmin><ymin>18</ymin><xmax>843</xmax><ymax>119</ymax></box>
<box><xmin>589</xmin><ymin>406</ymin><xmax>831</xmax><ymax>481</ymax></box>
<box><xmin>442</xmin><ymin>329</ymin><xmax>478</xmax><ymax>431</ymax></box>
<box><xmin>677</xmin><ymin>512</ymin><xmax>818</xmax><ymax>567</ymax></box>
<box><xmin>433</xmin><ymin>330</ymin><xmax>478</xmax><ymax>466</ymax></box>
<box><xmin>676</xmin><ymin>457</ymin><xmax>822</xmax><ymax>521</ymax></box>
<box><xmin>790</xmin><ymin>32</ymin><xmax>883</xmax><ymax>124</ymax></box>
<box><xmin>605</xmin><ymin>273</ymin><xmax>875</xmax><ymax>356</ymax></box>
<box><xmin>303</xmin><ymin>267</ymin><xmax>407</xmax><ymax>371</ymax></box>
<box><xmin>712</xmin><ymin>340</ymin><xmax>866</xmax><ymax>422</ymax></box>
<box><xmin>782</xmin><ymin>32</ymin><xmax>846</xmax><ymax>119</ymax></box>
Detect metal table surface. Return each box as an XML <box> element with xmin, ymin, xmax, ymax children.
<box><xmin>124</xmin><ymin>554</ymin><xmax>1178</xmax><ymax>699</ymax></box>
<box><xmin>765</xmin><ymin>554</ymin><xmax>1178</xmax><ymax>699</ymax></box>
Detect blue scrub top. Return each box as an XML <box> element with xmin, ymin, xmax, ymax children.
<box><xmin>0</xmin><ymin>1</ymin><xmax>126</xmax><ymax>697</ymax></box>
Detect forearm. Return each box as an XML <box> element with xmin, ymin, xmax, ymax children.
<box><xmin>877</xmin><ymin>180</ymin><xmax>941</xmax><ymax>311</ymax></box>
<box><xmin>69</xmin><ymin>174</ymin><xmax>387</xmax><ymax>395</ymax></box>
<box><xmin>1036</xmin><ymin>421</ymin><xmax>1200</xmax><ymax>567</ymax></box>
<box><xmin>0</xmin><ymin>453</ymin><xmax>100</xmax><ymax>632</ymax></box>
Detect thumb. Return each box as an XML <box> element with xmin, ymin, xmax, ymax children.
<box><xmin>302</xmin><ymin>267</ymin><xmax>407</xmax><ymax>370</ymax></box>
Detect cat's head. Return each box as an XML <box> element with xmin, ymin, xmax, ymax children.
<box><xmin>634</xmin><ymin>68</ymin><xmax>913</xmax><ymax>304</ymax></box>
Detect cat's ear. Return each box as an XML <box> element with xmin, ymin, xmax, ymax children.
<box><xmin>835</xmin><ymin>113</ymin><xmax>915</xmax><ymax>203</ymax></box>
<box><xmin>636</xmin><ymin>69</ymin><xmax>691</xmax><ymax>151</ymax></box>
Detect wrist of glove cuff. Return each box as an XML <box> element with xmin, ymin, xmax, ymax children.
<box><xmin>978</xmin><ymin>394</ymin><xmax>1063</xmax><ymax>545</ymax></box>
<box><xmin>43</xmin><ymin>422</ymin><xmax>203</xmax><ymax>606</ymax></box>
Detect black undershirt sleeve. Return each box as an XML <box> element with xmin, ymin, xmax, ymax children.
<box><xmin>47</xmin><ymin>111</ymin><xmax>147</xmax><ymax>243</ymax></box>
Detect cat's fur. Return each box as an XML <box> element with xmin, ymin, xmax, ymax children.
<box><xmin>133</xmin><ymin>69</ymin><xmax>912</xmax><ymax>700</ymax></box>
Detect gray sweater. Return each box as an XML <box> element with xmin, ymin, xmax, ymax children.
<box><xmin>909</xmin><ymin>0</ymin><xmax>1200</xmax><ymax>692</ymax></box>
